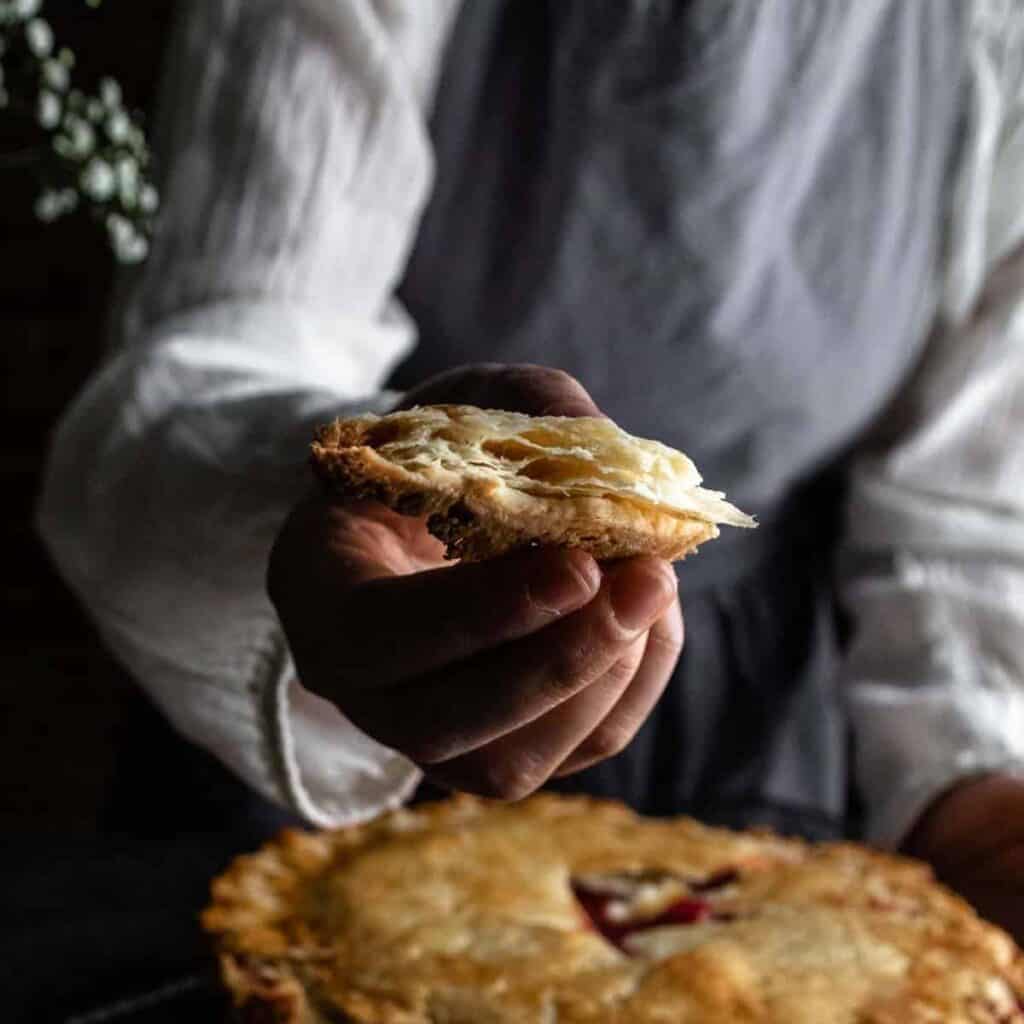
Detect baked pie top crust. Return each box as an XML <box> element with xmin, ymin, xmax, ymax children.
<box><xmin>204</xmin><ymin>795</ymin><xmax>1024</xmax><ymax>1023</ymax></box>
<box><xmin>310</xmin><ymin>405</ymin><xmax>754</xmax><ymax>562</ymax></box>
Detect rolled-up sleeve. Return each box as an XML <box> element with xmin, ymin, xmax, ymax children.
<box><xmin>36</xmin><ymin>0</ymin><xmax>460</xmax><ymax>826</ymax></box>
<box><xmin>841</xmin><ymin>1</ymin><xmax>1024</xmax><ymax>847</ymax></box>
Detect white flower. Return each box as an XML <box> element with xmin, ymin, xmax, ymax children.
<box><xmin>99</xmin><ymin>76</ymin><xmax>121</xmax><ymax>109</ymax></box>
<box><xmin>65</xmin><ymin>116</ymin><xmax>96</xmax><ymax>158</ymax></box>
<box><xmin>127</xmin><ymin>234</ymin><xmax>150</xmax><ymax>263</ymax></box>
<box><xmin>116</xmin><ymin>155</ymin><xmax>139</xmax><ymax>205</ymax></box>
<box><xmin>106</xmin><ymin>110</ymin><xmax>130</xmax><ymax>144</ymax></box>
<box><xmin>120</xmin><ymin>234</ymin><xmax>149</xmax><ymax>264</ymax></box>
<box><xmin>58</xmin><ymin>47</ymin><xmax>75</xmax><ymax>69</ymax></box>
<box><xmin>86</xmin><ymin>98</ymin><xmax>103</xmax><ymax>122</ymax></box>
<box><xmin>81</xmin><ymin>158</ymin><xmax>116</xmax><ymax>201</ymax></box>
<box><xmin>106</xmin><ymin>212</ymin><xmax>149</xmax><ymax>263</ymax></box>
<box><xmin>26</xmin><ymin>17</ymin><xmax>53</xmax><ymax>57</ymax></box>
<box><xmin>43</xmin><ymin>58</ymin><xmax>70</xmax><ymax>92</ymax></box>
<box><xmin>139</xmin><ymin>183</ymin><xmax>159</xmax><ymax>214</ymax></box>
<box><xmin>106</xmin><ymin>211</ymin><xmax>132</xmax><ymax>244</ymax></box>
<box><xmin>35</xmin><ymin>189</ymin><xmax>65</xmax><ymax>223</ymax></box>
<box><xmin>13</xmin><ymin>0</ymin><xmax>43</xmax><ymax>19</ymax></box>
<box><xmin>37</xmin><ymin>90</ymin><xmax>61</xmax><ymax>129</ymax></box>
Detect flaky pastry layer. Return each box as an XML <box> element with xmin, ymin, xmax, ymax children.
<box><xmin>310</xmin><ymin>405</ymin><xmax>754</xmax><ymax>562</ymax></box>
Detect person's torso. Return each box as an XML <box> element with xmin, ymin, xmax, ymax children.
<box><xmin>399</xmin><ymin>0</ymin><xmax>962</xmax><ymax>527</ymax></box>
<box><xmin>398</xmin><ymin>0</ymin><xmax>965</xmax><ymax>837</ymax></box>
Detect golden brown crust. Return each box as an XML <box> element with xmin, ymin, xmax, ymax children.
<box><xmin>309</xmin><ymin>406</ymin><xmax>748</xmax><ymax>562</ymax></box>
<box><xmin>204</xmin><ymin>795</ymin><xmax>1024</xmax><ymax>1023</ymax></box>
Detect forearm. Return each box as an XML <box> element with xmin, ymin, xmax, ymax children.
<box><xmin>33</xmin><ymin>0</ymin><xmax>461</xmax><ymax>823</ymax></box>
<box><xmin>37</xmin><ymin>305</ymin><xmax>422</xmax><ymax>824</ymax></box>
<box><xmin>841</xmin><ymin>1</ymin><xmax>1024</xmax><ymax>848</ymax></box>
<box><xmin>842</xmin><ymin>554</ymin><xmax>1024</xmax><ymax>847</ymax></box>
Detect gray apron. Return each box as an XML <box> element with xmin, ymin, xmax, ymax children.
<box><xmin>398</xmin><ymin>0</ymin><xmax>965</xmax><ymax>838</ymax></box>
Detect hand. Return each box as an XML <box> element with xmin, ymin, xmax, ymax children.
<box><xmin>268</xmin><ymin>364</ymin><xmax>684</xmax><ymax>799</ymax></box>
<box><xmin>903</xmin><ymin>774</ymin><xmax>1024</xmax><ymax>943</ymax></box>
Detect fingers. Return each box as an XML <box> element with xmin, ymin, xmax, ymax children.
<box><xmin>424</xmin><ymin>634</ymin><xmax>648</xmax><ymax>799</ymax></box>
<box><xmin>399</xmin><ymin>364</ymin><xmax>603</xmax><ymax>418</ymax></box>
<box><xmin>330</xmin><ymin>545</ymin><xmax>603</xmax><ymax>690</ymax></box>
<box><xmin>271</xmin><ymin>499</ymin><xmax>611</xmax><ymax>693</ymax></box>
<box><xmin>268</xmin><ymin>497</ymin><xmax>432</xmax><ymax>605</ymax></box>
<box><xmin>270</xmin><ymin>465</ymin><xmax>684</xmax><ymax>802</ymax></box>
<box><xmin>425</xmin><ymin>594</ymin><xmax>684</xmax><ymax>799</ymax></box>
<box><xmin>343</xmin><ymin>558</ymin><xmax>678</xmax><ymax>764</ymax></box>
<box><xmin>491</xmin><ymin>364</ymin><xmax>602</xmax><ymax>418</ymax></box>
<box><xmin>555</xmin><ymin>594</ymin><xmax>684</xmax><ymax>777</ymax></box>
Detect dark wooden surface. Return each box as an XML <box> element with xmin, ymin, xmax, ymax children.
<box><xmin>0</xmin><ymin>0</ymin><xmax>177</xmax><ymax>833</ymax></box>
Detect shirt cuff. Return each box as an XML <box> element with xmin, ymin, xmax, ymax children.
<box><xmin>850</xmin><ymin>677</ymin><xmax>1024</xmax><ymax>849</ymax></box>
<box><xmin>272</xmin><ymin>651</ymin><xmax>422</xmax><ymax>828</ymax></box>
<box><xmin>866</xmin><ymin>754</ymin><xmax>1024</xmax><ymax>852</ymax></box>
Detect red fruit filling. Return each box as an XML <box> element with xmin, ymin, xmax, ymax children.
<box><xmin>573</xmin><ymin>886</ymin><xmax>632</xmax><ymax>946</ymax></box>
<box><xmin>572</xmin><ymin>878</ymin><xmax>733</xmax><ymax>949</ymax></box>
<box><xmin>689</xmin><ymin>867</ymin><xmax>739</xmax><ymax>892</ymax></box>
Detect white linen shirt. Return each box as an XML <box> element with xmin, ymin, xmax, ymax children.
<box><xmin>36</xmin><ymin>0</ymin><xmax>1024</xmax><ymax>842</ymax></box>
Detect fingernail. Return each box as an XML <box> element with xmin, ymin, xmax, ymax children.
<box><xmin>529</xmin><ymin>550</ymin><xmax>600</xmax><ymax>614</ymax></box>
<box><xmin>609</xmin><ymin>560</ymin><xmax>677</xmax><ymax>634</ymax></box>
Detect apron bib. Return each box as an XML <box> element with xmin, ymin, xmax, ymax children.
<box><xmin>399</xmin><ymin>0</ymin><xmax>964</xmax><ymax>838</ymax></box>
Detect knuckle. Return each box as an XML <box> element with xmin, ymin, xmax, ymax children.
<box><xmin>539</xmin><ymin>372</ymin><xmax>588</xmax><ymax>406</ymax></box>
<box><xmin>595</xmin><ymin>599</ymin><xmax>634</xmax><ymax>648</ymax></box>
<box><xmin>545</xmin><ymin>610</ymin><xmax>634</xmax><ymax>697</ymax></box>
<box><xmin>536</xmin><ymin>366</ymin><xmax>580</xmax><ymax>388</ymax></box>
<box><xmin>479</xmin><ymin>364</ymin><xmax>597</xmax><ymax>418</ymax></box>
<box><xmin>399</xmin><ymin>730</ymin><xmax>459</xmax><ymax>767</ymax></box>
<box><xmin>547</xmin><ymin>640</ymin><xmax>591</xmax><ymax>695</ymax></box>
<box><xmin>476</xmin><ymin>755</ymin><xmax>545</xmax><ymax>801</ymax></box>
<box><xmin>613</xmin><ymin>640</ymin><xmax>647</xmax><ymax>681</ymax></box>
<box><xmin>511</xmin><ymin>364</ymin><xmax>586</xmax><ymax>397</ymax></box>
<box><xmin>503</xmin><ymin>362</ymin><xmax>551</xmax><ymax>378</ymax></box>
<box><xmin>650</xmin><ymin>616</ymin><xmax>685</xmax><ymax>661</ymax></box>
<box><xmin>582</xmin><ymin>722</ymin><xmax>636</xmax><ymax>761</ymax></box>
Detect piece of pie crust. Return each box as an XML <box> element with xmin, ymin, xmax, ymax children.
<box><xmin>310</xmin><ymin>405</ymin><xmax>755</xmax><ymax>562</ymax></box>
<box><xmin>203</xmin><ymin>795</ymin><xmax>1024</xmax><ymax>1024</ymax></box>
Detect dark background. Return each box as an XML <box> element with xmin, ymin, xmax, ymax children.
<box><xmin>1</xmin><ymin>0</ymin><xmax>177</xmax><ymax>835</ymax></box>
<box><xmin>0</xmin><ymin>5</ymin><xmax>231</xmax><ymax>1018</ymax></box>
<box><xmin>2</xmin><ymin>7</ymin><xmax>248</xmax><ymax>1019</ymax></box>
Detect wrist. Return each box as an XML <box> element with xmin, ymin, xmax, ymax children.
<box><xmin>903</xmin><ymin>773</ymin><xmax>1024</xmax><ymax>871</ymax></box>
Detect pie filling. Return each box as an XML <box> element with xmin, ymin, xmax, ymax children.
<box><xmin>571</xmin><ymin>868</ymin><xmax>738</xmax><ymax>951</ymax></box>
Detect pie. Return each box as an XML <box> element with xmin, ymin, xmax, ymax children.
<box><xmin>309</xmin><ymin>405</ymin><xmax>754</xmax><ymax>562</ymax></box>
<box><xmin>203</xmin><ymin>794</ymin><xmax>1024</xmax><ymax>1023</ymax></box>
